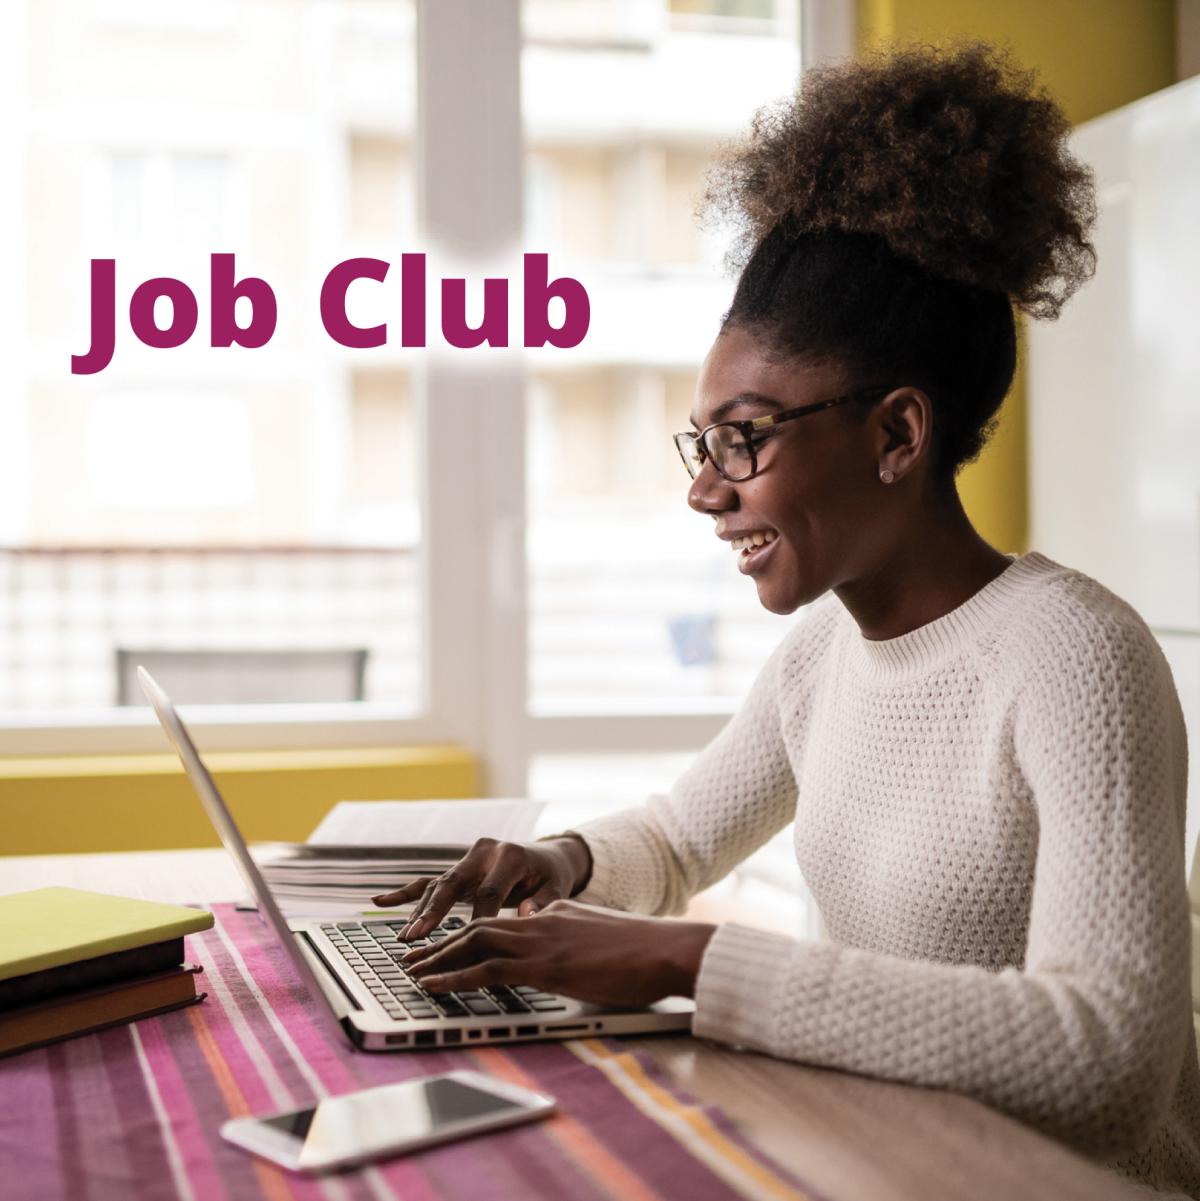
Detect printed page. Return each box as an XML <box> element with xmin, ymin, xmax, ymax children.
<box><xmin>307</xmin><ymin>799</ymin><xmax>547</xmax><ymax>847</ymax></box>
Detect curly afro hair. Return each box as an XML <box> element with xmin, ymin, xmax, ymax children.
<box><xmin>699</xmin><ymin>42</ymin><xmax>1098</xmax><ymax>483</ymax></box>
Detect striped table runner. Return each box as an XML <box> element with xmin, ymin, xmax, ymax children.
<box><xmin>1</xmin><ymin>905</ymin><xmax>820</xmax><ymax>1201</ymax></box>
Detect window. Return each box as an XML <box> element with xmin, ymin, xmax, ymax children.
<box><xmin>6</xmin><ymin>2</ymin><xmax>809</xmax><ymax>820</ymax></box>
<box><xmin>522</xmin><ymin>0</ymin><xmax>803</xmax><ymax>714</ymax></box>
<box><xmin>6</xmin><ymin>0</ymin><xmax>421</xmax><ymax>719</ymax></box>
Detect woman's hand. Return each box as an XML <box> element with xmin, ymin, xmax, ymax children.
<box><xmin>371</xmin><ymin>835</ymin><xmax>592</xmax><ymax>940</ymax></box>
<box><xmin>399</xmin><ymin>900</ymin><xmax>717</xmax><ymax>1007</ymax></box>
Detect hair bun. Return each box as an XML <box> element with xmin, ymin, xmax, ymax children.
<box><xmin>701</xmin><ymin>42</ymin><xmax>1097</xmax><ymax>319</ymax></box>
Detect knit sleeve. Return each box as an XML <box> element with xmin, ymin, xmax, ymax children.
<box><xmin>558</xmin><ymin>600</ymin><xmax>838</xmax><ymax>916</ymax></box>
<box><xmin>691</xmin><ymin>602</ymin><xmax>1192</xmax><ymax>1160</ymax></box>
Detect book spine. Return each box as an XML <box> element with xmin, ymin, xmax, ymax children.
<box><xmin>0</xmin><ymin>937</ymin><xmax>186</xmax><ymax>1010</ymax></box>
<box><xmin>0</xmin><ymin>993</ymin><xmax>207</xmax><ymax>1059</ymax></box>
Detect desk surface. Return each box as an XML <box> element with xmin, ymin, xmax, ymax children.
<box><xmin>1</xmin><ymin>849</ymin><xmax>1147</xmax><ymax>1201</ymax></box>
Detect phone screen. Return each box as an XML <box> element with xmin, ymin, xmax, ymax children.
<box><xmin>259</xmin><ymin>1077</ymin><xmax>533</xmax><ymax>1168</ymax></box>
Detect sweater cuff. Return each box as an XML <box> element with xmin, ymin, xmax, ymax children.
<box><xmin>539</xmin><ymin>812</ymin><xmax>632</xmax><ymax>909</ymax></box>
<box><xmin>563</xmin><ymin>821</ymin><xmax>622</xmax><ymax>908</ymax></box>
<box><xmin>693</xmin><ymin>922</ymin><xmax>837</xmax><ymax>1054</ymax></box>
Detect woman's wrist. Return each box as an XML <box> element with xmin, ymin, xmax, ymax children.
<box><xmin>663</xmin><ymin>921</ymin><xmax>718</xmax><ymax>998</ymax></box>
<box><xmin>541</xmin><ymin>833</ymin><xmax>593</xmax><ymax>896</ymax></box>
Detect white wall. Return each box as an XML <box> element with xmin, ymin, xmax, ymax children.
<box><xmin>1027</xmin><ymin>74</ymin><xmax>1200</xmax><ymax>858</ymax></box>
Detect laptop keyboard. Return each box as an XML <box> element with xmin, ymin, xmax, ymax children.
<box><xmin>319</xmin><ymin>918</ymin><xmax>569</xmax><ymax>1022</ymax></box>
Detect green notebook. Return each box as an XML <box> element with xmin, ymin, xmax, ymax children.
<box><xmin>0</xmin><ymin>887</ymin><xmax>214</xmax><ymax>982</ymax></box>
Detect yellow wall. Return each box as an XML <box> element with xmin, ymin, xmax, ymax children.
<box><xmin>0</xmin><ymin>746</ymin><xmax>479</xmax><ymax>855</ymax></box>
<box><xmin>857</xmin><ymin>0</ymin><xmax>1177</xmax><ymax>552</ymax></box>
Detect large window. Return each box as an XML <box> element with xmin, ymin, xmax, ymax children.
<box><xmin>3</xmin><ymin>2</ymin><xmax>810</xmax><ymax>811</ymax></box>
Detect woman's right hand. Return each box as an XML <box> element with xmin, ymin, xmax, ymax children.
<box><xmin>371</xmin><ymin>834</ymin><xmax>593</xmax><ymax>940</ymax></box>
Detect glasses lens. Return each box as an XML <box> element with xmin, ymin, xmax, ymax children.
<box><xmin>704</xmin><ymin>424</ymin><xmax>754</xmax><ymax>481</ymax></box>
<box><xmin>674</xmin><ymin>433</ymin><xmax>704</xmax><ymax>479</ymax></box>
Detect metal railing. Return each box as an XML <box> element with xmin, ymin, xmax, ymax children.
<box><xmin>0</xmin><ymin>546</ymin><xmax>420</xmax><ymax>711</ymax></box>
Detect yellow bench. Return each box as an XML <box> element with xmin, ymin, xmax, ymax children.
<box><xmin>0</xmin><ymin>746</ymin><xmax>479</xmax><ymax>855</ymax></box>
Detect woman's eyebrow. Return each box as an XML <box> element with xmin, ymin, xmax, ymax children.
<box><xmin>691</xmin><ymin>391</ymin><xmax>784</xmax><ymax>428</ymax></box>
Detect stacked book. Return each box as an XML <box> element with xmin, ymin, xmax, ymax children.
<box><xmin>247</xmin><ymin>798</ymin><xmax>548</xmax><ymax>917</ymax></box>
<box><xmin>0</xmin><ymin>887</ymin><xmax>213</xmax><ymax>1057</ymax></box>
<box><xmin>255</xmin><ymin>843</ymin><xmax>468</xmax><ymax>915</ymax></box>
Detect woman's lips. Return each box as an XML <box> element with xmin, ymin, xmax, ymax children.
<box><xmin>736</xmin><ymin>534</ymin><xmax>779</xmax><ymax>576</ymax></box>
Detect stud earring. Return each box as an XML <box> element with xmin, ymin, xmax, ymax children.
<box><xmin>879</xmin><ymin>468</ymin><xmax>895</xmax><ymax>484</ymax></box>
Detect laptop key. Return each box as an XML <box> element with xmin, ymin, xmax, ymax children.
<box><xmin>530</xmin><ymin>1000</ymin><xmax>568</xmax><ymax>1011</ymax></box>
<box><xmin>435</xmin><ymin>1000</ymin><xmax>468</xmax><ymax>1018</ymax></box>
<box><xmin>464</xmin><ymin>997</ymin><xmax>501</xmax><ymax>1015</ymax></box>
<box><xmin>492</xmin><ymin>992</ymin><xmax>531</xmax><ymax>1014</ymax></box>
<box><xmin>442</xmin><ymin>916</ymin><xmax>466</xmax><ymax>929</ymax></box>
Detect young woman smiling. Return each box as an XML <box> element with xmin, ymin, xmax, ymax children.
<box><xmin>377</xmin><ymin>44</ymin><xmax>1200</xmax><ymax>1196</ymax></box>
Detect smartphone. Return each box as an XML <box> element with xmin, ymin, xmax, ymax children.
<box><xmin>220</xmin><ymin>1070</ymin><xmax>556</xmax><ymax>1173</ymax></box>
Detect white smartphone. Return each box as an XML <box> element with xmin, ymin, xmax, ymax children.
<box><xmin>220</xmin><ymin>1070</ymin><xmax>556</xmax><ymax>1173</ymax></box>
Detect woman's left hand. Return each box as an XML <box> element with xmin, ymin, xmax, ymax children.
<box><xmin>400</xmin><ymin>900</ymin><xmax>717</xmax><ymax>1007</ymax></box>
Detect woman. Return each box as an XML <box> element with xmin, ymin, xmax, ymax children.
<box><xmin>376</xmin><ymin>44</ymin><xmax>1200</xmax><ymax>1196</ymax></box>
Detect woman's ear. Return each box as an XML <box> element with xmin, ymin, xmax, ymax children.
<box><xmin>874</xmin><ymin>387</ymin><xmax>933</xmax><ymax>483</ymax></box>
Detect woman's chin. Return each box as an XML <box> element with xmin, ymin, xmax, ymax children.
<box><xmin>752</xmin><ymin>559</ymin><xmax>823</xmax><ymax>615</ymax></box>
<box><xmin>753</xmin><ymin>577</ymin><xmax>805</xmax><ymax>616</ymax></box>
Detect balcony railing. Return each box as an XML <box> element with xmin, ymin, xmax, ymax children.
<box><xmin>0</xmin><ymin>546</ymin><xmax>419</xmax><ymax>712</ymax></box>
<box><xmin>0</xmin><ymin>537</ymin><xmax>784</xmax><ymax>713</ymax></box>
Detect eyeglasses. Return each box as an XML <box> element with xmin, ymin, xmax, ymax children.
<box><xmin>673</xmin><ymin>386</ymin><xmax>892</xmax><ymax>482</ymax></box>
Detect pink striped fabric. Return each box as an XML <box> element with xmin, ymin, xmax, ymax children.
<box><xmin>0</xmin><ymin>905</ymin><xmax>820</xmax><ymax>1201</ymax></box>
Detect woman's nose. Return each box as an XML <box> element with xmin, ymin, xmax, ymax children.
<box><xmin>687</xmin><ymin>459</ymin><xmax>737</xmax><ymax>515</ymax></box>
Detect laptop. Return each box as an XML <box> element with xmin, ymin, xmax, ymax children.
<box><xmin>139</xmin><ymin>667</ymin><xmax>695</xmax><ymax>1052</ymax></box>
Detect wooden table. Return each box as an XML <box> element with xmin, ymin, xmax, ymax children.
<box><xmin>1</xmin><ymin>849</ymin><xmax>1148</xmax><ymax>1201</ymax></box>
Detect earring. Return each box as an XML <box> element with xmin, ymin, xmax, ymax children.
<box><xmin>879</xmin><ymin>468</ymin><xmax>895</xmax><ymax>484</ymax></box>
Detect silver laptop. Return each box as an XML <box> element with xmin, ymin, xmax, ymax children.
<box><xmin>139</xmin><ymin>667</ymin><xmax>694</xmax><ymax>1052</ymax></box>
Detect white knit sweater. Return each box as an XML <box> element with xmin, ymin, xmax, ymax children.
<box><xmin>567</xmin><ymin>551</ymin><xmax>1200</xmax><ymax>1196</ymax></box>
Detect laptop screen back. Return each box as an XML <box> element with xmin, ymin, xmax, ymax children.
<box><xmin>138</xmin><ymin>666</ymin><xmax>352</xmax><ymax>1044</ymax></box>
